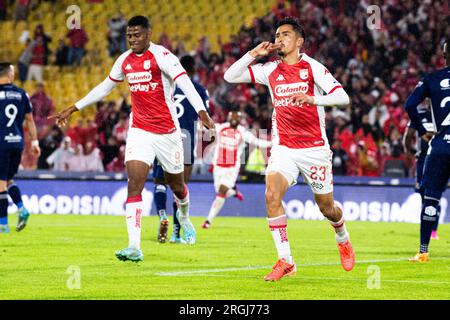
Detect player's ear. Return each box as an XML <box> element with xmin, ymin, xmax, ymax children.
<box><xmin>297</xmin><ymin>36</ymin><xmax>304</xmax><ymax>49</ymax></box>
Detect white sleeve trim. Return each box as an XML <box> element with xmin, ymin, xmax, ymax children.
<box><xmin>175</xmin><ymin>74</ymin><xmax>207</xmax><ymax>113</ymax></box>
<box><xmin>313</xmin><ymin>88</ymin><xmax>350</xmax><ymax>107</ymax></box>
<box><xmin>223</xmin><ymin>52</ymin><xmax>255</xmax><ymax>83</ymax></box>
<box><xmin>74</xmin><ymin>77</ymin><xmax>118</xmax><ymax>110</ymax></box>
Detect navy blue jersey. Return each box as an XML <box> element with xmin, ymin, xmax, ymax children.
<box><xmin>0</xmin><ymin>84</ymin><xmax>32</xmax><ymax>150</ymax></box>
<box><xmin>405</xmin><ymin>67</ymin><xmax>450</xmax><ymax>155</ymax></box>
<box><xmin>407</xmin><ymin>104</ymin><xmax>433</xmax><ymax>158</ymax></box>
<box><xmin>173</xmin><ymin>80</ymin><xmax>209</xmax><ymax>151</ymax></box>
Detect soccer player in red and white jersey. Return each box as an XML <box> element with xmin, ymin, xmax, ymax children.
<box><xmin>50</xmin><ymin>16</ymin><xmax>215</xmax><ymax>262</ymax></box>
<box><xmin>202</xmin><ymin>111</ymin><xmax>272</xmax><ymax>229</ymax></box>
<box><xmin>224</xmin><ymin>17</ymin><xmax>354</xmax><ymax>281</ymax></box>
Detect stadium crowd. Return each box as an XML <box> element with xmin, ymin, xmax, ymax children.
<box><xmin>15</xmin><ymin>0</ymin><xmax>450</xmax><ymax>177</ymax></box>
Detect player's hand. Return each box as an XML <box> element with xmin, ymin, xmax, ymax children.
<box><xmin>199</xmin><ymin>110</ymin><xmax>215</xmax><ymax>130</ymax></box>
<box><xmin>31</xmin><ymin>145</ymin><xmax>41</xmax><ymax>157</ymax></box>
<box><xmin>290</xmin><ymin>93</ymin><xmax>315</xmax><ymax>105</ymax></box>
<box><xmin>249</xmin><ymin>42</ymin><xmax>282</xmax><ymax>58</ymax></box>
<box><xmin>421</xmin><ymin>131</ymin><xmax>436</xmax><ymax>143</ymax></box>
<box><xmin>48</xmin><ymin>105</ymin><xmax>78</xmax><ymax>127</ymax></box>
<box><xmin>199</xmin><ymin>110</ymin><xmax>216</xmax><ymax>143</ymax></box>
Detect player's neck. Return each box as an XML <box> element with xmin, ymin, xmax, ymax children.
<box><xmin>281</xmin><ymin>51</ymin><xmax>302</xmax><ymax>65</ymax></box>
<box><xmin>0</xmin><ymin>79</ymin><xmax>11</xmax><ymax>85</ymax></box>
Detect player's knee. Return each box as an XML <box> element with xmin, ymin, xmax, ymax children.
<box><xmin>265</xmin><ymin>189</ymin><xmax>282</xmax><ymax>208</ymax></box>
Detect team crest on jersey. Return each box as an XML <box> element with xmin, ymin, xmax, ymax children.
<box><xmin>143</xmin><ymin>60</ymin><xmax>151</xmax><ymax>70</ymax></box>
<box><xmin>299</xmin><ymin>69</ymin><xmax>309</xmax><ymax>80</ymax></box>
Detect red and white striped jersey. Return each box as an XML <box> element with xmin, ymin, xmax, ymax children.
<box><xmin>248</xmin><ymin>53</ymin><xmax>342</xmax><ymax>149</ymax></box>
<box><xmin>213</xmin><ymin>123</ymin><xmax>271</xmax><ymax>168</ymax></box>
<box><xmin>109</xmin><ymin>43</ymin><xmax>186</xmax><ymax>134</ymax></box>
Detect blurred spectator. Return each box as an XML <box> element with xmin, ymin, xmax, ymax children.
<box><xmin>83</xmin><ymin>141</ymin><xmax>104</xmax><ymax>172</ymax></box>
<box><xmin>99</xmin><ymin>136</ymin><xmax>119</xmax><ymax>168</ymax></box>
<box><xmin>0</xmin><ymin>0</ymin><xmax>7</xmax><ymax>20</ymax></box>
<box><xmin>17</xmin><ymin>38</ymin><xmax>35</xmax><ymax>85</ymax></box>
<box><xmin>14</xmin><ymin>0</ymin><xmax>30</xmax><ymax>21</ymax></box>
<box><xmin>67</xmin><ymin>27</ymin><xmax>89</xmax><ymax>66</ymax></box>
<box><xmin>355</xmin><ymin>140</ymin><xmax>380</xmax><ymax>177</ymax></box>
<box><xmin>106</xmin><ymin>145</ymin><xmax>125</xmax><ymax>172</ymax></box>
<box><xmin>46</xmin><ymin>136</ymin><xmax>74</xmax><ymax>171</ymax></box>
<box><xmin>37</xmin><ymin>125</ymin><xmax>63</xmax><ymax>169</ymax></box>
<box><xmin>27</xmin><ymin>36</ymin><xmax>45</xmax><ymax>82</ymax></box>
<box><xmin>55</xmin><ymin>38</ymin><xmax>69</xmax><ymax>69</ymax></box>
<box><xmin>34</xmin><ymin>24</ymin><xmax>52</xmax><ymax>65</ymax></box>
<box><xmin>331</xmin><ymin>138</ymin><xmax>349</xmax><ymax>176</ymax></box>
<box><xmin>30</xmin><ymin>83</ymin><xmax>55</xmax><ymax>129</ymax></box>
<box><xmin>112</xmin><ymin>113</ymin><xmax>128</xmax><ymax>144</ymax></box>
<box><xmin>67</xmin><ymin>144</ymin><xmax>85</xmax><ymax>172</ymax></box>
<box><xmin>107</xmin><ymin>12</ymin><xmax>127</xmax><ymax>57</ymax></box>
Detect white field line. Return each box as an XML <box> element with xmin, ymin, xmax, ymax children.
<box><xmin>155</xmin><ymin>257</ymin><xmax>450</xmax><ymax>278</ymax></box>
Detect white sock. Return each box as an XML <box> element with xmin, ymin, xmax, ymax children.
<box><xmin>174</xmin><ymin>185</ymin><xmax>190</xmax><ymax>221</ymax></box>
<box><xmin>268</xmin><ymin>215</ymin><xmax>293</xmax><ymax>264</ymax></box>
<box><xmin>225</xmin><ymin>189</ymin><xmax>236</xmax><ymax>198</ymax></box>
<box><xmin>207</xmin><ymin>195</ymin><xmax>226</xmax><ymax>222</ymax></box>
<box><xmin>125</xmin><ymin>195</ymin><xmax>143</xmax><ymax>249</ymax></box>
<box><xmin>329</xmin><ymin>217</ymin><xmax>349</xmax><ymax>243</ymax></box>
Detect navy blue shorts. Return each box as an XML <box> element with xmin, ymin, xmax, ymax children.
<box><xmin>421</xmin><ymin>153</ymin><xmax>450</xmax><ymax>198</ymax></box>
<box><xmin>0</xmin><ymin>148</ymin><xmax>23</xmax><ymax>181</ymax></box>
<box><xmin>152</xmin><ymin>159</ymin><xmax>165</xmax><ymax>180</ymax></box>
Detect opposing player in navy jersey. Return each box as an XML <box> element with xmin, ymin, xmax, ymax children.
<box><xmin>152</xmin><ymin>55</ymin><xmax>210</xmax><ymax>243</ymax></box>
<box><xmin>404</xmin><ymin>41</ymin><xmax>450</xmax><ymax>262</ymax></box>
<box><xmin>403</xmin><ymin>102</ymin><xmax>440</xmax><ymax>239</ymax></box>
<box><xmin>0</xmin><ymin>62</ymin><xmax>40</xmax><ymax>233</ymax></box>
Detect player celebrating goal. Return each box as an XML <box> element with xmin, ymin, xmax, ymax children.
<box><xmin>202</xmin><ymin>111</ymin><xmax>272</xmax><ymax>228</ymax></box>
<box><xmin>50</xmin><ymin>16</ymin><xmax>215</xmax><ymax>262</ymax></box>
<box><xmin>224</xmin><ymin>17</ymin><xmax>354</xmax><ymax>281</ymax></box>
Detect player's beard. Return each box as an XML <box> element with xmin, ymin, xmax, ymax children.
<box><xmin>277</xmin><ymin>49</ymin><xmax>285</xmax><ymax>57</ymax></box>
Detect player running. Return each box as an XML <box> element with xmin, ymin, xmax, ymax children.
<box><xmin>152</xmin><ymin>54</ymin><xmax>210</xmax><ymax>244</ymax></box>
<box><xmin>405</xmin><ymin>40</ymin><xmax>450</xmax><ymax>263</ymax></box>
<box><xmin>202</xmin><ymin>111</ymin><xmax>272</xmax><ymax>229</ymax></box>
<box><xmin>49</xmin><ymin>16</ymin><xmax>215</xmax><ymax>262</ymax></box>
<box><xmin>224</xmin><ymin>17</ymin><xmax>354</xmax><ymax>281</ymax></box>
<box><xmin>0</xmin><ymin>62</ymin><xmax>40</xmax><ymax>233</ymax></box>
<box><xmin>402</xmin><ymin>101</ymin><xmax>440</xmax><ymax>240</ymax></box>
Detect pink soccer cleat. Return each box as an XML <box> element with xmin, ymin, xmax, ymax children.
<box><xmin>337</xmin><ymin>240</ymin><xmax>355</xmax><ymax>271</ymax></box>
<box><xmin>202</xmin><ymin>220</ymin><xmax>211</xmax><ymax>229</ymax></box>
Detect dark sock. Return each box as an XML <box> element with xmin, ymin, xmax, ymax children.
<box><xmin>154</xmin><ymin>184</ymin><xmax>167</xmax><ymax>219</ymax></box>
<box><xmin>7</xmin><ymin>184</ymin><xmax>23</xmax><ymax>209</ymax></box>
<box><xmin>420</xmin><ymin>198</ymin><xmax>440</xmax><ymax>253</ymax></box>
<box><xmin>0</xmin><ymin>191</ymin><xmax>8</xmax><ymax>225</ymax></box>
<box><xmin>173</xmin><ymin>200</ymin><xmax>180</xmax><ymax>237</ymax></box>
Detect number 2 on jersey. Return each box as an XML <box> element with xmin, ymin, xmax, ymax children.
<box><xmin>5</xmin><ymin>104</ymin><xmax>18</xmax><ymax>127</ymax></box>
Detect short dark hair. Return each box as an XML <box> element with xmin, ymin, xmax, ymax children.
<box><xmin>180</xmin><ymin>55</ymin><xmax>195</xmax><ymax>74</ymax></box>
<box><xmin>276</xmin><ymin>17</ymin><xmax>305</xmax><ymax>39</ymax></box>
<box><xmin>0</xmin><ymin>62</ymin><xmax>12</xmax><ymax>77</ymax></box>
<box><xmin>127</xmin><ymin>16</ymin><xmax>150</xmax><ymax>29</ymax></box>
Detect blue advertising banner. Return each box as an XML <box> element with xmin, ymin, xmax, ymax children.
<box><xmin>7</xmin><ymin>179</ymin><xmax>450</xmax><ymax>224</ymax></box>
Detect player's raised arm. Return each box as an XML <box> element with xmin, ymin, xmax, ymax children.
<box><xmin>48</xmin><ymin>77</ymin><xmax>118</xmax><ymax>127</ymax></box>
<box><xmin>224</xmin><ymin>42</ymin><xmax>281</xmax><ymax>84</ymax></box>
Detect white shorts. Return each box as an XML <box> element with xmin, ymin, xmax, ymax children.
<box><xmin>266</xmin><ymin>145</ymin><xmax>333</xmax><ymax>194</ymax></box>
<box><xmin>125</xmin><ymin>127</ymin><xmax>184</xmax><ymax>174</ymax></box>
<box><xmin>213</xmin><ymin>165</ymin><xmax>240</xmax><ymax>192</ymax></box>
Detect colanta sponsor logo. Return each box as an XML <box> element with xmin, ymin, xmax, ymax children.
<box><xmin>127</xmin><ymin>72</ymin><xmax>152</xmax><ymax>84</ymax></box>
<box><xmin>274</xmin><ymin>82</ymin><xmax>308</xmax><ymax>97</ymax></box>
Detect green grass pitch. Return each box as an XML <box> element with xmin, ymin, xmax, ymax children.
<box><xmin>0</xmin><ymin>214</ymin><xmax>449</xmax><ymax>299</ymax></box>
